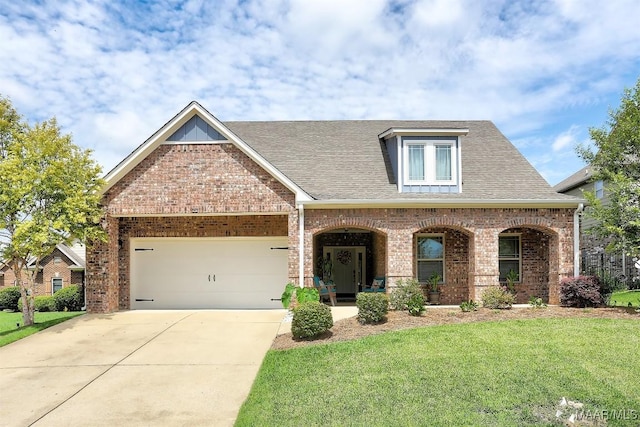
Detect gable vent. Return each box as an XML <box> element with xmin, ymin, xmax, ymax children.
<box><xmin>167</xmin><ymin>115</ymin><xmax>226</xmax><ymax>142</ymax></box>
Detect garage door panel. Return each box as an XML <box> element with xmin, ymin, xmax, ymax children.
<box><xmin>130</xmin><ymin>237</ymin><xmax>287</xmax><ymax>309</ymax></box>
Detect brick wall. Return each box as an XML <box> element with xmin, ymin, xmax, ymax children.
<box><xmin>104</xmin><ymin>144</ymin><xmax>296</xmax><ymax>216</ymax></box>
<box><xmin>0</xmin><ymin>248</ymin><xmax>83</xmax><ymax>296</ymax></box>
<box><xmin>305</xmin><ymin>207</ymin><xmax>575</xmax><ymax>305</ymax></box>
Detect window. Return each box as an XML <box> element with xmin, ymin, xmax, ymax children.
<box><xmin>52</xmin><ymin>278</ymin><xmax>63</xmax><ymax>294</ymax></box>
<box><xmin>54</xmin><ymin>256</ymin><xmax>62</xmax><ymax>265</ymax></box>
<box><xmin>404</xmin><ymin>140</ymin><xmax>456</xmax><ymax>185</ymax></box>
<box><xmin>416</xmin><ymin>235</ymin><xmax>444</xmax><ymax>283</ymax></box>
<box><xmin>594</xmin><ymin>180</ymin><xmax>604</xmax><ymax>199</ymax></box>
<box><xmin>499</xmin><ymin>235</ymin><xmax>520</xmax><ymax>281</ymax></box>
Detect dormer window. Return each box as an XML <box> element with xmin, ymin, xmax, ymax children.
<box><xmin>405</xmin><ymin>140</ymin><xmax>456</xmax><ymax>185</ymax></box>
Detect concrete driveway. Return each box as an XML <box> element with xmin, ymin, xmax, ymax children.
<box><xmin>0</xmin><ymin>310</ymin><xmax>286</xmax><ymax>427</ymax></box>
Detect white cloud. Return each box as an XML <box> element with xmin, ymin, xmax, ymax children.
<box><xmin>0</xmin><ymin>0</ymin><xmax>638</xmax><ymax>183</ymax></box>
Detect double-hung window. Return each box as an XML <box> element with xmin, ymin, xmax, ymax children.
<box><xmin>498</xmin><ymin>234</ymin><xmax>521</xmax><ymax>281</ymax></box>
<box><xmin>52</xmin><ymin>278</ymin><xmax>63</xmax><ymax>294</ymax></box>
<box><xmin>405</xmin><ymin>140</ymin><xmax>456</xmax><ymax>185</ymax></box>
<box><xmin>594</xmin><ymin>180</ymin><xmax>604</xmax><ymax>199</ymax></box>
<box><xmin>416</xmin><ymin>235</ymin><xmax>444</xmax><ymax>283</ymax></box>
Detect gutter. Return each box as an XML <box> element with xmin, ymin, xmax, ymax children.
<box><xmin>574</xmin><ymin>203</ymin><xmax>584</xmax><ymax>277</ymax></box>
<box><xmin>300</xmin><ymin>198</ymin><xmax>585</xmax><ymax>209</ymax></box>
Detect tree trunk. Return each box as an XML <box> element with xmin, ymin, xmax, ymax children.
<box><xmin>12</xmin><ymin>259</ymin><xmax>35</xmax><ymax>326</ymax></box>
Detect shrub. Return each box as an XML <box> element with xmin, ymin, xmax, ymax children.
<box><xmin>460</xmin><ymin>300</ymin><xmax>478</xmax><ymax>312</ymax></box>
<box><xmin>35</xmin><ymin>296</ymin><xmax>57</xmax><ymax>312</ymax></box>
<box><xmin>481</xmin><ymin>286</ymin><xmax>515</xmax><ymax>309</ymax></box>
<box><xmin>291</xmin><ymin>301</ymin><xmax>333</xmax><ymax>339</ymax></box>
<box><xmin>560</xmin><ymin>276</ymin><xmax>604</xmax><ymax>307</ymax></box>
<box><xmin>53</xmin><ymin>284</ymin><xmax>84</xmax><ymax>311</ymax></box>
<box><xmin>0</xmin><ymin>286</ymin><xmax>22</xmax><ymax>311</ymax></box>
<box><xmin>528</xmin><ymin>296</ymin><xmax>547</xmax><ymax>309</ymax></box>
<box><xmin>389</xmin><ymin>279</ymin><xmax>424</xmax><ymax>311</ymax></box>
<box><xmin>356</xmin><ymin>292</ymin><xmax>388</xmax><ymax>324</ymax></box>
<box><xmin>281</xmin><ymin>283</ymin><xmax>319</xmax><ymax>309</ymax></box>
<box><xmin>406</xmin><ymin>293</ymin><xmax>426</xmax><ymax>316</ymax></box>
<box><xmin>18</xmin><ymin>295</ymin><xmax>57</xmax><ymax>312</ymax></box>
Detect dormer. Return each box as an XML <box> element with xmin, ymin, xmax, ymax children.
<box><xmin>379</xmin><ymin>128</ymin><xmax>469</xmax><ymax>194</ymax></box>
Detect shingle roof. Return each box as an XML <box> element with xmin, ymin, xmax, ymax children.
<box><xmin>553</xmin><ymin>165</ymin><xmax>592</xmax><ymax>193</ymax></box>
<box><xmin>225</xmin><ymin>120</ymin><xmax>576</xmax><ymax>201</ymax></box>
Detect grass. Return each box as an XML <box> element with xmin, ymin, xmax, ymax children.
<box><xmin>236</xmin><ymin>318</ymin><xmax>640</xmax><ymax>426</ymax></box>
<box><xmin>609</xmin><ymin>290</ymin><xmax>640</xmax><ymax>307</ymax></box>
<box><xmin>0</xmin><ymin>311</ymin><xmax>84</xmax><ymax>347</ymax></box>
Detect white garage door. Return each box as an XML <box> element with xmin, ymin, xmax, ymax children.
<box><xmin>130</xmin><ymin>237</ymin><xmax>288</xmax><ymax>309</ymax></box>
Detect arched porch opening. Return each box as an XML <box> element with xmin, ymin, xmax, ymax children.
<box><xmin>499</xmin><ymin>226</ymin><xmax>558</xmax><ymax>304</ymax></box>
<box><xmin>413</xmin><ymin>226</ymin><xmax>474</xmax><ymax>305</ymax></box>
<box><xmin>313</xmin><ymin>226</ymin><xmax>387</xmax><ymax>302</ymax></box>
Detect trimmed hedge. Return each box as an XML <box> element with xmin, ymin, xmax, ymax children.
<box><xmin>0</xmin><ymin>286</ymin><xmax>21</xmax><ymax>311</ymax></box>
<box><xmin>53</xmin><ymin>284</ymin><xmax>84</xmax><ymax>311</ymax></box>
<box><xmin>356</xmin><ymin>292</ymin><xmax>388</xmax><ymax>324</ymax></box>
<box><xmin>291</xmin><ymin>301</ymin><xmax>333</xmax><ymax>339</ymax></box>
<box><xmin>560</xmin><ymin>276</ymin><xmax>604</xmax><ymax>307</ymax></box>
<box><xmin>18</xmin><ymin>295</ymin><xmax>57</xmax><ymax>312</ymax></box>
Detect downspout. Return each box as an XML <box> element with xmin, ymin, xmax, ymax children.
<box><xmin>574</xmin><ymin>203</ymin><xmax>584</xmax><ymax>277</ymax></box>
<box><xmin>298</xmin><ymin>204</ymin><xmax>304</xmax><ymax>287</ymax></box>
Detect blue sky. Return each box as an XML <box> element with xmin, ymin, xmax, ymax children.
<box><xmin>1</xmin><ymin>0</ymin><xmax>639</xmax><ymax>185</ymax></box>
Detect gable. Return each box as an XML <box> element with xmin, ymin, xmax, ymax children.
<box><xmin>103</xmin><ymin>102</ymin><xmax>311</xmax><ymax>202</ymax></box>
<box><xmin>104</xmin><ymin>142</ymin><xmax>296</xmax><ymax>216</ymax></box>
<box><xmin>167</xmin><ymin>115</ymin><xmax>226</xmax><ymax>142</ymax></box>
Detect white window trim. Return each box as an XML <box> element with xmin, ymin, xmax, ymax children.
<box><xmin>498</xmin><ymin>233</ymin><xmax>521</xmax><ymax>282</ymax></box>
<box><xmin>594</xmin><ymin>180</ymin><xmax>604</xmax><ymax>199</ymax></box>
<box><xmin>403</xmin><ymin>140</ymin><xmax>457</xmax><ymax>186</ymax></box>
<box><xmin>52</xmin><ymin>277</ymin><xmax>63</xmax><ymax>294</ymax></box>
<box><xmin>416</xmin><ymin>233</ymin><xmax>445</xmax><ymax>283</ymax></box>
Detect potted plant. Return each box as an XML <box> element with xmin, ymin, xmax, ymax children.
<box><xmin>504</xmin><ymin>269</ymin><xmax>519</xmax><ymax>297</ymax></box>
<box><xmin>428</xmin><ymin>272</ymin><xmax>441</xmax><ymax>304</ymax></box>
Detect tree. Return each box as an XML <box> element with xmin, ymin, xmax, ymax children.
<box><xmin>577</xmin><ymin>77</ymin><xmax>640</xmax><ymax>258</ymax></box>
<box><xmin>0</xmin><ymin>96</ymin><xmax>105</xmax><ymax>326</ymax></box>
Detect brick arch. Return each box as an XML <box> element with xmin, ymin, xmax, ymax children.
<box><xmin>414</xmin><ymin>221</ymin><xmax>474</xmax><ymax>237</ymax></box>
<box><xmin>311</xmin><ymin>224</ymin><xmax>388</xmax><ymax>238</ymax></box>
<box><xmin>413</xmin><ymin>225</ymin><xmax>474</xmax><ymax>305</ymax></box>
<box><xmin>499</xmin><ymin>225</ymin><xmax>559</xmax><ymax>304</ymax></box>
<box><xmin>503</xmin><ymin>217</ymin><xmax>561</xmax><ymax>234</ymax></box>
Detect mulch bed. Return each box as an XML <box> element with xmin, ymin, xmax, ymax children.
<box><xmin>271</xmin><ymin>306</ymin><xmax>639</xmax><ymax>351</ymax></box>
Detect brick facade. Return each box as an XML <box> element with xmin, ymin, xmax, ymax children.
<box><xmin>0</xmin><ymin>248</ymin><xmax>83</xmax><ymax>296</ymax></box>
<box><xmin>87</xmin><ymin>141</ymin><xmax>576</xmax><ymax>312</ymax></box>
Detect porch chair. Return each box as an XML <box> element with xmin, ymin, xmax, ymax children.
<box><xmin>313</xmin><ymin>276</ymin><xmax>337</xmax><ymax>306</ymax></box>
<box><xmin>363</xmin><ymin>276</ymin><xmax>386</xmax><ymax>293</ymax></box>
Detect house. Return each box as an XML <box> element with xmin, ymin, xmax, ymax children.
<box><xmin>555</xmin><ymin>166</ymin><xmax>637</xmax><ymax>284</ymax></box>
<box><xmin>86</xmin><ymin>102</ymin><xmax>582</xmax><ymax>312</ymax></box>
<box><xmin>0</xmin><ymin>242</ymin><xmax>86</xmax><ymax>295</ymax></box>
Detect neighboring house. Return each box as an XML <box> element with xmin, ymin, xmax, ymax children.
<box><xmin>86</xmin><ymin>102</ymin><xmax>582</xmax><ymax>313</ymax></box>
<box><xmin>0</xmin><ymin>242</ymin><xmax>86</xmax><ymax>295</ymax></box>
<box><xmin>554</xmin><ymin>166</ymin><xmax>638</xmax><ymax>284</ymax></box>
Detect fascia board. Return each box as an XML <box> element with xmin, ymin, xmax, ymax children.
<box><xmin>378</xmin><ymin>128</ymin><xmax>470</xmax><ymax>139</ymax></box>
<box><xmin>301</xmin><ymin>198</ymin><xmax>585</xmax><ymax>209</ymax></box>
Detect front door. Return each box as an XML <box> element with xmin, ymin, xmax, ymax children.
<box><xmin>324</xmin><ymin>246</ymin><xmax>366</xmax><ymax>295</ymax></box>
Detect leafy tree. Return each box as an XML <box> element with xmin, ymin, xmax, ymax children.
<box><xmin>577</xmin><ymin>77</ymin><xmax>640</xmax><ymax>257</ymax></box>
<box><xmin>0</xmin><ymin>96</ymin><xmax>105</xmax><ymax>325</ymax></box>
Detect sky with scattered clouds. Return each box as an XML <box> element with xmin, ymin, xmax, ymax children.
<box><xmin>1</xmin><ymin>0</ymin><xmax>639</xmax><ymax>185</ymax></box>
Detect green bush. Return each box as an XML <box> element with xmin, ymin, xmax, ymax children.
<box><xmin>389</xmin><ymin>278</ymin><xmax>424</xmax><ymax>311</ymax></box>
<box><xmin>0</xmin><ymin>286</ymin><xmax>22</xmax><ymax>311</ymax></box>
<box><xmin>53</xmin><ymin>284</ymin><xmax>84</xmax><ymax>311</ymax></box>
<box><xmin>481</xmin><ymin>286</ymin><xmax>515</xmax><ymax>309</ymax></box>
<box><xmin>18</xmin><ymin>295</ymin><xmax>57</xmax><ymax>312</ymax></box>
<box><xmin>460</xmin><ymin>300</ymin><xmax>479</xmax><ymax>312</ymax></box>
<box><xmin>291</xmin><ymin>301</ymin><xmax>333</xmax><ymax>339</ymax></box>
<box><xmin>356</xmin><ymin>292</ymin><xmax>389</xmax><ymax>324</ymax></box>
<box><xmin>528</xmin><ymin>296</ymin><xmax>547</xmax><ymax>309</ymax></box>
<box><xmin>406</xmin><ymin>293</ymin><xmax>426</xmax><ymax>316</ymax></box>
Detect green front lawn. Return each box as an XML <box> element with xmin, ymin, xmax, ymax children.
<box><xmin>610</xmin><ymin>290</ymin><xmax>640</xmax><ymax>307</ymax></box>
<box><xmin>0</xmin><ymin>311</ymin><xmax>84</xmax><ymax>347</ymax></box>
<box><xmin>237</xmin><ymin>318</ymin><xmax>640</xmax><ymax>426</ymax></box>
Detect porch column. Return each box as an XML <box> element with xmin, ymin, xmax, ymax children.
<box><xmin>287</xmin><ymin>210</ymin><xmax>300</xmax><ymax>286</ymax></box>
<box><xmin>386</xmin><ymin>229</ymin><xmax>413</xmax><ymax>286</ymax></box>
<box><xmin>471</xmin><ymin>228</ymin><xmax>499</xmax><ymax>301</ymax></box>
<box><xmin>86</xmin><ymin>215</ymin><xmax>119</xmax><ymax>313</ymax></box>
